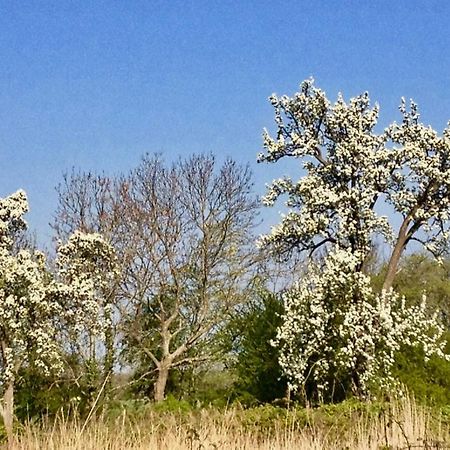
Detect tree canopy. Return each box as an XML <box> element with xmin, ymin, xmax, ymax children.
<box><xmin>259</xmin><ymin>79</ymin><xmax>450</xmax><ymax>401</ymax></box>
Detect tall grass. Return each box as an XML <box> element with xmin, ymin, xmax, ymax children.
<box><xmin>10</xmin><ymin>396</ymin><xmax>450</xmax><ymax>449</ymax></box>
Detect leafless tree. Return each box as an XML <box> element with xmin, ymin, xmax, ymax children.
<box><xmin>53</xmin><ymin>154</ymin><xmax>259</xmax><ymax>401</ymax></box>
<box><xmin>120</xmin><ymin>154</ymin><xmax>258</xmax><ymax>400</ymax></box>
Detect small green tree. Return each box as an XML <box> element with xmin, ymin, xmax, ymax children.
<box><xmin>226</xmin><ymin>289</ymin><xmax>287</xmax><ymax>405</ymax></box>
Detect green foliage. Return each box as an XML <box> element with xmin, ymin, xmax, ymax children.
<box><xmin>127</xmin><ymin>365</ymin><xmax>195</xmax><ymax>401</ymax></box>
<box><xmin>393</xmin><ymin>333</ymin><xmax>450</xmax><ymax>406</ymax></box>
<box><xmin>394</xmin><ymin>254</ymin><xmax>450</xmax><ymax>326</ymax></box>
<box><xmin>151</xmin><ymin>394</ymin><xmax>193</xmax><ymax>414</ymax></box>
<box><xmin>180</xmin><ymin>368</ymin><xmax>236</xmax><ymax>407</ymax></box>
<box><xmin>372</xmin><ymin>253</ymin><xmax>450</xmax><ymax>406</ymax></box>
<box><xmin>15</xmin><ymin>367</ymin><xmax>75</xmax><ymax>420</ymax></box>
<box><xmin>373</xmin><ymin>253</ymin><xmax>450</xmax><ymax>324</ymax></box>
<box><xmin>105</xmin><ymin>397</ymin><xmax>156</xmax><ymax>422</ymax></box>
<box><xmin>224</xmin><ymin>289</ymin><xmax>288</xmax><ymax>405</ymax></box>
<box><xmin>123</xmin><ymin>360</ymin><xmax>235</xmax><ymax>408</ymax></box>
<box><xmin>234</xmin><ymin>398</ymin><xmax>390</xmax><ymax>435</ymax></box>
<box><xmin>15</xmin><ymin>356</ymin><xmax>109</xmax><ymax>421</ymax></box>
<box><xmin>104</xmin><ymin>396</ymin><xmax>390</xmax><ymax>436</ymax></box>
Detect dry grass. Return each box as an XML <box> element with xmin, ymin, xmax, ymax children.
<box><xmin>8</xmin><ymin>396</ymin><xmax>450</xmax><ymax>449</ymax></box>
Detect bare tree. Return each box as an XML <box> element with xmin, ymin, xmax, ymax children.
<box><xmin>53</xmin><ymin>154</ymin><xmax>259</xmax><ymax>401</ymax></box>
<box><xmin>120</xmin><ymin>154</ymin><xmax>258</xmax><ymax>401</ymax></box>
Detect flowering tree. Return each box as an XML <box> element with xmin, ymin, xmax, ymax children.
<box><xmin>53</xmin><ymin>229</ymin><xmax>118</xmax><ymax>404</ymax></box>
<box><xmin>259</xmin><ymin>79</ymin><xmax>450</xmax><ymax>400</ymax></box>
<box><xmin>275</xmin><ymin>249</ymin><xmax>447</xmax><ymax>401</ymax></box>
<box><xmin>0</xmin><ymin>190</ymin><xmax>116</xmax><ymax>441</ymax></box>
<box><xmin>52</xmin><ymin>170</ymin><xmax>123</xmax><ymax>405</ymax></box>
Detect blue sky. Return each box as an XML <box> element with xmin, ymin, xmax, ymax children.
<box><xmin>1</xmin><ymin>1</ymin><xmax>449</xmax><ymax>244</ymax></box>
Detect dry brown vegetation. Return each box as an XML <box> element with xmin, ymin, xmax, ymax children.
<box><xmin>7</xmin><ymin>396</ymin><xmax>450</xmax><ymax>450</ymax></box>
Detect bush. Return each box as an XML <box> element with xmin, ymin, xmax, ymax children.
<box><xmin>223</xmin><ymin>289</ymin><xmax>288</xmax><ymax>405</ymax></box>
<box><xmin>151</xmin><ymin>395</ymin><xmax>193</xmax><ymax>414</ymax></box>
<box><xmin>393</xmin><ymin>332</ymin><xmax>450</xmax><ymax>407</ymax></box>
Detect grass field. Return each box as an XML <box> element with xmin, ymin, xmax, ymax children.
<box><xmin>6</xmin><ymin>396</ymin><xmax>449</xmax><ymax>449</ymax></box>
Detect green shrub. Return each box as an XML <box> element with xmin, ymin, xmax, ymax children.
<box><xmin>223</xmin><ymin>289</ymin><xmax>288</xmax><ymax>405</ymax></box>
<box><xmin>151</xmin><ymin>395</ymin><xmax>193</xmax><ymax>414</ymax></box>
<box><xmin>393</xmin><ymin>333</ymin><xmax>450</xmax><ymax>407</ymax></box>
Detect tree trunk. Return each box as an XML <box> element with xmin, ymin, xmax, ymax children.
<box><xmin>1</xmin><ymin>379</ymin><xmax>14</xmax><ymax>446</ymax></box>
<box><xmin>383</xmin><ymin>241</ymin><xmax>405</xmax><ymax>291</ymax></box>
<box><xmin>103</xmin><ymin>319</ymin><xmax>115</xmax><ymax>402</ymax></box>
<box><xmin>154</xmin><ymin>364</ymin><xmax>170</xmax><ymax>402</ymax></box>
<box><xmin>383</xmin><ymin>219</ymin><xmax>410</xmax><ymax>291</ymax></box>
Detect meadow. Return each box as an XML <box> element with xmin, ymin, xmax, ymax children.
<box><xmin>7</xmin><ymin>396</ymin><xmax>450</xmax><ymax>450</ymax></box>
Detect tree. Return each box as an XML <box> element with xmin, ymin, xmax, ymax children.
<box><xmin>121</xmin><ymin>154</ymin><xmax>258</xmax><ymax>401</ymax></box>
<box><xmin>53</xmin><ymin>170</ymin><xmax>124</xmax><ymax>405</ymax></box>
<box><xmin>52</xmin><ymin>230</ymin><xmax>119</xmax><ymax>407</ymax></box>
<box><xmin>0</xmin><ymin>190</ymin><xmax>116</xmax><ymax>442</ymax></box>
<box><xmin>53</xmin><ymin>154</ymin><xmax>259</xmax><ymax>402</ymax></box>
<box><xmin>224</xmin><ymin>287</ymin><xmax>287</xmax><ymax>405</ymax></box>
<box><xmin>259</xmin><ymin>79</ymin><xmax>450</xmax><ymax>400</ymax></box>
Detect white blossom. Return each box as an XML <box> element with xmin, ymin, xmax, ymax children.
<box><xmin>260</xmin><ymin>79</ymin><xmax>450</xmax><ymax>400</ymax></box>
<box><xmin>0</xmin><ymin>190</ymin><xmax>117</xmax><ymax>393</ymax></box>
<box><xmin>274</xmin><ymin>248</ymin><xmax>448</xmax><ymax>398</ymax></box>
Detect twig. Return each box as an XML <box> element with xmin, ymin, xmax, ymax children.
<box><xmin>80</xmin><ymin>372</ymin><xmax>110</xmax><ymax>434</ymax></box>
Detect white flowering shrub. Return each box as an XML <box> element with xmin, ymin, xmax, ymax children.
<box><xmin>0</xmin><ymin>191</ymin><xmax>60</xmax><ymax>385</ymax></box>
<box><xmin>274</xmin><ymin>248</ymin><xmax>448</xmax><ymax>400</ymax></box>
<box><xmin>259</xmin><ymin>79</ymin><xmax>450</xmax><ymax>401</ymax></box>
<box><xmin>0</xmin><ymin>190</ymin><xmax>116</xmax><ymax>437</ymax></box>
<box><xmin>53</xmin><ymin>230</ymin><xmax>118</xmax><ymax>338</ymax></box>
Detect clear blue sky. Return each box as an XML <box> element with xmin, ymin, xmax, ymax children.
<box><xmin>1</xmin><ymin>1</ymin><xmax>449</xmax><ymax>243</ymax></box>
